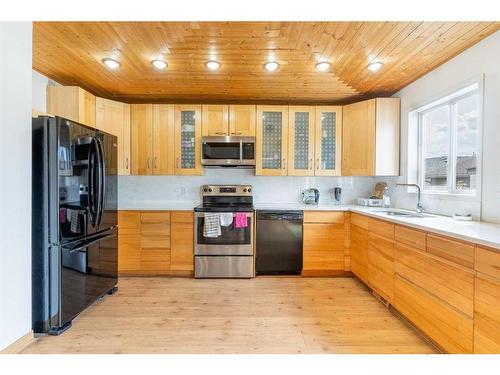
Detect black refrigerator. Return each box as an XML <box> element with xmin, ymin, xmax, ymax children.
<box><xmin>32</xmin><ymin>116</ymin><xmax>118</xmax><ymax>335</ymax></box>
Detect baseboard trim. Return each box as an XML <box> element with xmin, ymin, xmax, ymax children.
<box><xmin>0</xmin><ymin>331</ymin><xmax>35</xmax><ymax>354</ymax></box>
<box><xmin>301</xmin><ymin>270</ymin><xmax>354</xmax><ymax>277</ymax></box>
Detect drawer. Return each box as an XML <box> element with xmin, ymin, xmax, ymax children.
<box><xmin>395</xmin><ymin>225</ymin><xmax>426</xmax><ymax>251</ymax></box>
<box><xmin>474</xmin><ymin>274</ymin><xmax>500</xmax><ymax>353</ymax></box>
<box><xmin>395</xmin><ymin>243</ymin><xmax>474</xmax><ymax>317</ymax></box>
<box><xmin>140</xmin><ymin>211</ymin><xmax>171</xmax><ymax>224</ymax></box>
<box><xmin>171</xmin><ymin>211</ymin><xmax>194</xmax><ymax>223</ymax></box>
<box><xmin>118</xmin><ymin>211</ymin><xmax>141</xmax><ymax>235</ymax></box>
<box><xmin>426</xmin><ymin>234</ymin><xmax>474</xmax><ymax>269</ymax></box>
<box><xmin>141</xmin><ymin>235</ymin><xmax>171</xmax><ymax>249</ymax></box>
<box><xmin>141</xmin><ymin>222</ymin><xmax>171</xmax><ymax>236</ymax></box>
<box><xmin>140</xmin><ymin>248</ymin><xmax>171</xmax><ymax>271</ymax></box>
<box><xmin>368</xmin><ymin>218</ymin><xmax>394</xmax><ymax>240</ymax></box>
<box><xmin>475</xmin><ymin>245</ymin><xmax>500</xmax><ymax>280</ymax></box>
<box><xmin>351</xmin><ymin>213</ymin><xmax>369</xmax><ymax>230</ymax></box>
<box><xmin>195</xmin><ymin>256</ymin><xmax>253</xmax><ymax>278</ymax></box>
<box><xmin>304</xmin><ymin>211</ymin><xmax>344</xmax><ymax>224</ymax></box>
<box><xmin>394</xmin><ymin>274</ymin><xmax>473</xmax><ymax>353</ymax></box>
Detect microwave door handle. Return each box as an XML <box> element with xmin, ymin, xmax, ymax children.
<box><xmin>240</xmin><ymin>139</ymin><xmax>243</xmax><ymax>162</ymax></box>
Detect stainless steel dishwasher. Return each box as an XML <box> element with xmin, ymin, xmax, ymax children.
<box><xmin>255</xmin><ymin>210</ymin><xmax>303</xmax><ymax>275</ymax></box>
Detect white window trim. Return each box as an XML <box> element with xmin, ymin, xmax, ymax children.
<box><xmin>406</xmin><ymin>75</ymin><xmax>484</xmax><ymax>201</ymax></box>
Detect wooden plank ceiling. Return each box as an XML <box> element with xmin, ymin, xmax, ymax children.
<box><xmin>33</xmin><ymin>22</ymin><xmax>500</xmax><ymax>104</ymax></box>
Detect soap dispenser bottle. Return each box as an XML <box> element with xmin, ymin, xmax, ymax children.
<box><xmin>382</xmin><ymin>186</ymin><xmax>391</xmax><ymax>208</ymax></box>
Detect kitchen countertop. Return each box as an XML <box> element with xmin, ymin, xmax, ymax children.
<box><xmin>119</xmin><ymin>201</ymin><xmax>500</xmax><ymax>250</ymax></box>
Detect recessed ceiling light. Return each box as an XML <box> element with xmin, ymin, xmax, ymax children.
<box><xmin>315</xmin><ymin>62</ymin><xmax>331</xmax><ymax>72</ymax></box>
<box><xmin>367</xmin><ymin>62</ymin><xmax>383</xmax><ymax>72</ymax></box>
<box><xmin>151</xmin><ymin>59</ymin><xmax>168</xmax><ymax>70</ymax></box>
<box><xmin>264</xmin><ymin>61</ymin><xmax>279</xmax><ymax>72</ymax></box>
<box><xmin>206</xmin><ymin>61</ymin><xmax>221</xmax><ymax>71</ymax></box>
<box><xmin>102</xmin><ymin>58</ymin><xmax>120</xmax><ymax>70</ymax></box>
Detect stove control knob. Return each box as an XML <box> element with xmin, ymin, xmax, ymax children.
<box><xmin>203</xmin><ymin>188</ymin><xmax>208</xmax><ymax>192</ymax></box>
<box><xmin>208</xmin><ymin>188</ymin><xmax>212</xmax><ymax>193</ymax></box>
<box><xmin>248</xmin><ymin>188</ymin><xmax>252</xmax><ymax>193</ymax></box>
<box><xmin>243</xmin><ymin>188</ymin><xmax>247</xmax><ymax>192</ymax></box>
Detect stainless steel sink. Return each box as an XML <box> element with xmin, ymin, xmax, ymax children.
<box><xmin>374</xmin><ymin>209</ymin><xmax>433</xmax><ymax>218</ymax></box>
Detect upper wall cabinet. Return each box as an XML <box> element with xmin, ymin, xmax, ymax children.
<box><xmin>288</xmin><ymin>106</ymin><xmax>315</xmax><ymax>176</ymax></box>
<box><xmin>131</xmin><ymin>104</ymin><xmax>175</xmax><ymax>175</ymax></box>
<box><xmin>201</xmin><ymin>104</ymin><xmax>256</xmax><ymax>137</ymax></box>
<box><xmin>47</xmin><ymin>85</ymin><xmax>96</xmax><ymax>127</ymax></box>
<box><xmin>315</xmin><ymin>106</ymin><xmax>342</xmax><ymax>176</ymax></box>
<box><xmin>174</xmin><ymin>105</ymin><xmax>203</xmax><ymax>175</ymax></box>
<box><xmin>96</xmin><ymin>97</ymin><xmax>131</xmax><ymax>175</ymax></box>
<box><xmin>202</xmin><ymin>105</ymin><xmax>229</xmax><ymax>136</ymax></box>
<box><xmin>342</xmin><ymin>98</ymin><xmax>400</xmax><ymax>176</ymax></box>
<box><xmin>256</xmin><ymin>106</ymin><xmax>289</xmax><ymax>176</ymax></box>
<box><xmin>229</xmin><ymin>105</ymin><xmax>256</xmax><ymax>136</ymax></box>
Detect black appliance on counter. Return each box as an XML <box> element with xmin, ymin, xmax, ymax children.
<box><xmin>255</xmin><ymin>210</ymin><xmax>303</xmax><ymax>275</ymax></box>
<box><xmin>32</xmin><ymin>116</ymin><xmax>118</xmax><ymax>335</ymax></box>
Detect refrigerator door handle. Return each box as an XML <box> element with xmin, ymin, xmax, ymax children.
<box><xmin>96</xmin><ymin>137</ymin><xmax>106</xmax><ymax>227</ymax></box>
<box><xmin>64</xmin><ymin>232</ymin><xmax>117</xmax><ymax>254</ymax></box>
<box><xmin>87</xmin><ymin>138</ymin><xmax>96</xmax><ymax>227</ymax></box>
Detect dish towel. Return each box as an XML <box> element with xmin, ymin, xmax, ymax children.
<box><xmin>203</xmin><ymin>213</ymin><xmax>221</xmax><ymax>237</ymax></box>
<box><xmin>220</xmin><ymin>213</ymin><xmax>233</xmax><ymax>227</ymax></box>
<box><xmin>234</xmin><ymin>213</ymin><xmax>248</xmax><ymax>228</ymax></box>
<box><xmin>69</xmin><ymin>210</ymin><xmax>81</xmax><ymax>233</ymax></box>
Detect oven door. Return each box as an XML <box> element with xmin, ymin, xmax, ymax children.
<box><xmin>194</xmin><ymin>211</ymin><xmax>254</xmax><ymax>255</ymax></box>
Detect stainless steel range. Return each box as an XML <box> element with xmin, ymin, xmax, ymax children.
<box><xmin>194</xmin><ymin>185</ymin><xmax>254</xmax><ymax>278</ymax></box>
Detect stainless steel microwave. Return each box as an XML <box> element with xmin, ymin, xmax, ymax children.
<box><xmin>201</xmin><ymin>136</ymin><xmax>255</xmax><ymax>167</ymax></box>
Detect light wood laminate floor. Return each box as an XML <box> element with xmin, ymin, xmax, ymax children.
<box><xmin>22</xmin><ymin>277</ymin><xmax>436</xmax><ymax>354</ymax></box>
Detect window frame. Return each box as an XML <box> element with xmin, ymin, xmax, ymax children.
<box><xmin>407</xmin><ymin>79</ymin><xmax>483</xmax><ymax>199</ymax></box>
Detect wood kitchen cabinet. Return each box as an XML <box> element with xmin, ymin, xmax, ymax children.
<box><xmin>174</xmin><ymin>105</ymin><xmax>203</xmax><ymax>175</ymax></box>
<box><xmin>202</xmin><ymin>104</ymin><xmax>229</xmax><ymax>136</ymax></box>
<box><xmin>170</xmin><ymin>211</ymin><xmax>194</xmax><ymax>271</ymax></box>
<box><xmin>96</xmin><ymin>97</ymin><xmax>131</xmax><ymax>175</ymax></box>
<box><xmin>367</xmin><ymin>218</ymin><xmax>395</xmax><ymax>303</ymax></box>
<box><xmin>46</xmin><ymin>85</ymin><xmax>96</xmax><ymax>127</ymax></box>
<box><xmin>302</xmin><ymin>211</ymin><xmax>345</xmax><ymax>275</ymax></box>
<box><xmin>118</xmin><ymin>210</ymin><xmax>193</xmax><ymax>275</ymax></box>
<box><xmin>342</xmin><ymin>98</ymin><xmax>400</xmax><ymax>176</ymax></box>
<box><xmin>474</xmin><ymin>246</ymin><xmax>500</xmax><ymax>353</ymax></box>
<box><xmin>229</xmin><ymin>105</ymin><xmax>256</xmax><ymax>136</ymax></box>
<box><xmin>131</xmin><ymin>104</ymin><xmax>175</xmax><ymax>175</ymax></box>
<box><xmin>201</xmin><ymin>104</ymin><xmax>255</xmax><ymax>137</ymax></box>
<box><xmin>288</xmin><ymin>106</ymin><xmax>315</xmax><ymax>176</ymax></box>
<box><xmin>314</xmin><ymin>106</ymin><xmax>342</xmax><ymax>176</ymax></box>
<box><xmin>350</xmin><ymin>213</ymin><xmax>369</xmax><ymax>283</ymax></box>
<box><xmin>256</xmin><ymin>105</ymin><xmax>289</xmax><ymax>176</ymax></box>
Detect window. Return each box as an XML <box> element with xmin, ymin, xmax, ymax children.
<box><xmin>417</xmin><ymin>84</ymin><xmax>480</xmax><ymax>195</ymax></box>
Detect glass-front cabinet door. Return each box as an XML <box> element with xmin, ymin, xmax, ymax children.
<box><xmin>256</xmin><ymin>106</ymin><xmax>289</xmax><ymax>176</ymax></box>
<box><xmin>315</xmin><ymin>106</ymin><xmax>342</xmax><ymax>176</ymax></box>
<box><xmin>174</xmin><ymin>105</ymin><xmax>203</xmax><ymax>175</ymax></box>
<box><xmin>288</xmin><ymin>106</ymin><xmax>315</xmax><ymax>176</ymax></box>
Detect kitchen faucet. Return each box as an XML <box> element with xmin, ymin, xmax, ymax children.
<box><xmin>396</xmin><ymin>183</ymin><xmax>425</xmax><ymax>214</ymax></box>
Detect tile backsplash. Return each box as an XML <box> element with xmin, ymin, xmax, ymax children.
<box><xmin>118</xmin><ymin>169</ymin><xmax>386</xmax><ymax>208</ymax></box>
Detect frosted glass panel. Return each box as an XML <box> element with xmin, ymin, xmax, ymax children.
<box><xmin>294</xmin><ymin>112</ymin><xmax>309</xmax><ymax>170</ymax></box>
<box><xmin>320</xmin><ymin>112</ymin><xmax>336</xmax><ymax>170</ymax></box>
<box><xmin>181</xmin><ymin>111</ymin><xmax>196</xmax><ymax>169</ymax></box>
<box><xmin>262</xmin><ymin>112</ymin><xmax>282</xmax><ymax>169</ymax></box>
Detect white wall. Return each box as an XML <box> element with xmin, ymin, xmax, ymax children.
<box><xmin>32</xmin><ymin>70</ymin><xmax>49</xmax><ymax>113</ymax></box>
<box><xmin>392</xmin><ymin>30</ymin><xmax>500</xmax><ymax>223</ymax></box>
<box><xmin>119</xmin><ymin>170</ymin><xmax>381</xmax><ymax>208</ymax></box>
<box><xmin>0</xmin><ymin>22</ymin><xmax>33</xmax><ymax>350</ymax></box>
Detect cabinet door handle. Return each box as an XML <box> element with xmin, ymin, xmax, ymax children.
<box><xmin>309</xmin><ymin>158</ymin><xmax>312</xmax><ymax>170</ymax></box>
<box><xmin>231</xmin><ymin>131</ymin><xmax>242</xmax><ymax>135</ymax></box>
<box><xmin>147</xmin><ymin>157</ymin><xmax>150</xmax><ymax>168</ymax></box>
<box><xmin>126</xmin><ymin>157</ymin><xmax>129</xmax><ymax>170</ymax></box>
<box><xmin>282</xmin><ymin>158</ymin><xmax>286</xmax><ymax>170</ymax></box>
<box><xmin>316</xmin><ymin>158</ymin><xmax>319</xmax><ymax>170</ymax></box>
<box><xmin>154</xmin><ymin>157</ymin><xmax>158</xmax><ymax>169</ymax></box>
<box><xmin>215</xmin><ymin>132</ymin><xmax>226</xmax><ymax>135</ymax></box>
<box><xmin>176</xmin><ymin>157</ymin><xmax>180</xmax><ymax>169</ymax></box>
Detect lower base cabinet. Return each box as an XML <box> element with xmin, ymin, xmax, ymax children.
<box><xmin>350</xmin><ymin>223</ymin><xmax>368</xmax><ymax>283</ymax></box>
<box><xmin>394</xmin><ymin>274</ymin><xmax>473</xmax><ymax>353</ymax></box>
<box><xmin>303</xmin><ymin>212</ymin><xmax>346</xmax><ymax>274</ymax></box>
<box><xmin>118</xmin><ymin>210</ymin><xmax>193</xmax><ymax>275</ymax></box>
<box><xmin>367</xmin><ymin>232</ymin><xmax>395</xmax><ymax>303</ymax></box>
<box><xmin>474</xmin><ymin>274</ymin><xmax>500</xmax><ymax>353</ymax></box>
